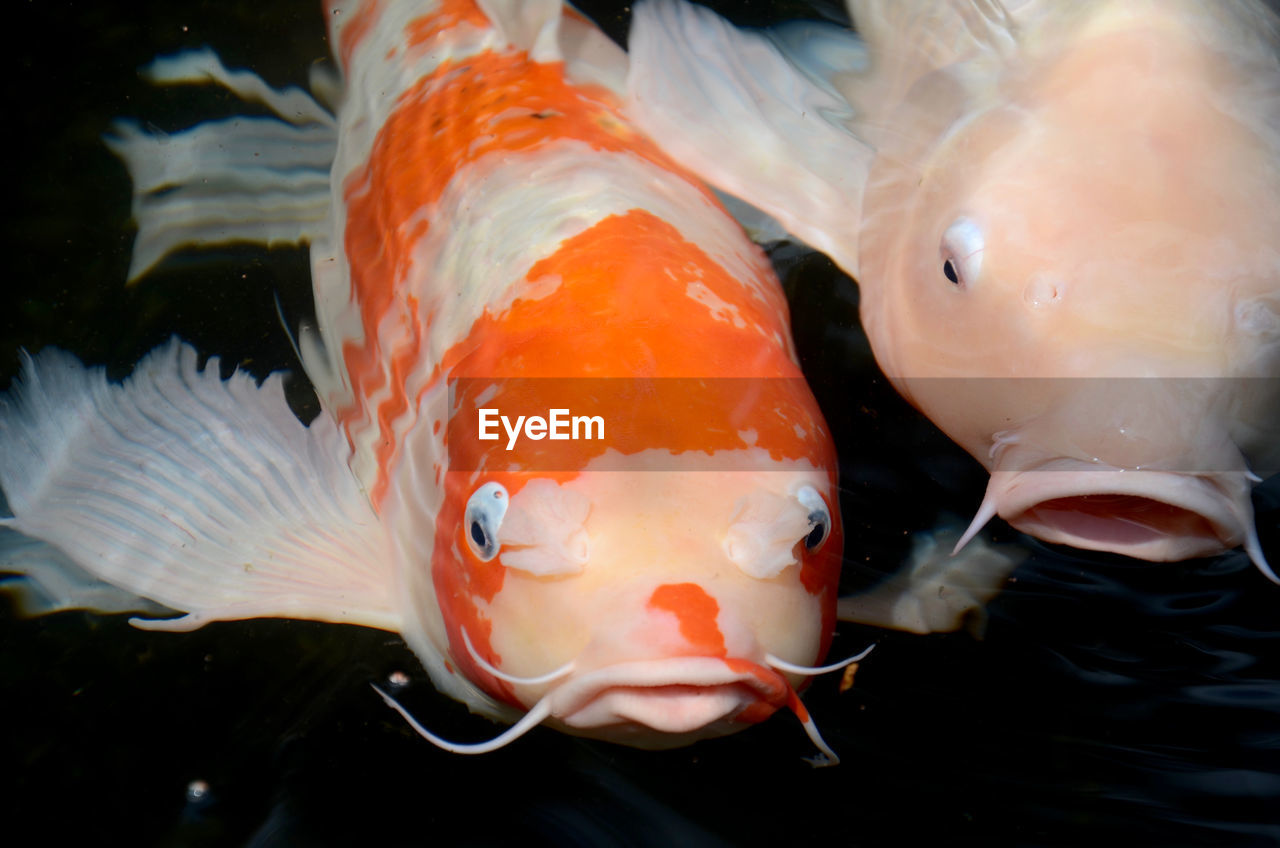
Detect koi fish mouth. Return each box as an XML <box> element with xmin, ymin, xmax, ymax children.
<box><xmin>373</xmin><ymin>639</ymin><xmax>873</xmax><ymax>765</ymax></box>
<box><xmin>957</xmin><ymin>459</ymin><xmax>1275</xmax><ymax>581</ymax></box>
<box><xmin>1018</xmin><ymin>493</ymin><xmax>1224</xmax><ymax>552</ymax></box>
<box><xmin>546</xmin><ymin>657</ymin><xmax>787</xmax><ymax>743</ymax></box>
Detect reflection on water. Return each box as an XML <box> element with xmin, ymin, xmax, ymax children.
<box><xmin>2</xmin><ymin>2</ymin><xmax>1278</xmax><ymax>846</ymax></box>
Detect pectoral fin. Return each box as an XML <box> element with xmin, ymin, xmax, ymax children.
<box><xmin>838</xmin><ymin>522</ymin><xmax>1025</xmax><ymax>635</ymax></box>
<box><xmin>0</xmin><ymin>340</ymin><xmax>398</xmax><ymax>633</ymax></box>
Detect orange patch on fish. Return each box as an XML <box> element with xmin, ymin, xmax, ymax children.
<box><xmin>439</xmin><ymin>210</ymin><xmax>830</xmax><ymax>480</ymax></box>
<box><xmin>338</xmin><ymin>49</ymin><xmax>722</xmax><ymax>502</ymax></box>
<box><xmin>647</xmin><ymin>583</ymin><xmax>726</xmax><ymax>656</ymax></box>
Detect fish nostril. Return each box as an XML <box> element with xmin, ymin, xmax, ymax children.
<box><xmin>1023</xmin><ymin>274</ymin><xmax>1064</xmax><ymax>308</ymax></box>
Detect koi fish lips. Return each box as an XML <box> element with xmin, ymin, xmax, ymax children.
<box><xmin>964</xmin><ymin>458</ymin><xmax>1270</xmax><ymax>572</ymax></box>
<box><xmin>546</xmin><ymin>656</ymin><xmax>789</xmax><ymax>746</ymax></box>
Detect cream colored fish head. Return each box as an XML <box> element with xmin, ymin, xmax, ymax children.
<box><xmin>855</xmin><ymin>0</ymin><xmax>1280</xmax><ymax>565</ymax></box>
<box><xmin>419</xmin><ymin>463</ymin><xmax>844</xmax><ymax>753</ymax></box>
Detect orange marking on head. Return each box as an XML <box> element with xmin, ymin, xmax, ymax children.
<box><xmin>364</xmin><ymin>318</ymin><xmax>425</xmax><ymax>504</ymax></box>
<box><xmin>453</xmin><ymin>210</ymin><xmax>790</xmax><ymax>378</ymax></box>
<box><xmin>800</xmin><ymin>482</ymin><xmax>843</xmax><ymax>637</ymax></box>
<box><xmin>440</xmin><ymin>210</ymin><xmax>835</xmax><ymax>475</ymax></box>
<box><xmin>429</xmin><ymin>470</ymin><xmax>523</xmax><ymax>709</ymax></box>
<box><xmin>647</xmin><ymin>583</ymin><xmax>727</xmax><ymax>657</ymax></box>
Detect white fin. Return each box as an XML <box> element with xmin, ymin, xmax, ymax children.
<box><xmin>845</xmin><ymin>0</ymin><xmax>1018</xmax><ymax>82</ymax></box>
<box><xmin>0</xmin><ymin>529</ymin><xmax>172</xmax><ymax>618</ymax></box>
<box><xmin>838</xmin><ymin>521</ymin><xmax>1026</xmax><ymax>634</ymax></box>
<box><xmin>480</xmin><ymin>0</ymin><xmax>629</xmax><ymax>95</ymax></box>
<box><xmin>143</xmin><ymin>48</ymin><xmax>335</xmax><ymax>126</ymax></box>
<box><xmin>0</xmin><ymin>341</ymin><xmax>398</xmax><ymax>633</ymax></box>
<box><xmin>107</xmin><ymin>48</ymin><xmax>337</xmax><ymax>281</ymax></box>
<box><xmin>626</xmin><ymin>0</ymin><xmax>872</xmax><ymax>273</ymax></box>
<box><xmin>479</xmin><ymin>0</ymin><xmax>564</xmax><ymax>62</ymax></box>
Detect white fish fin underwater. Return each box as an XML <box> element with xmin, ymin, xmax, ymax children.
<box><xmin>0</xmin><ymin>530</ymin><xmax>172</xmax><ymax>618</ymax></box>
<box><xmin>478</xmin><ymin>0</ymin><xmax>566</xmax><ymax>64</ymax></box>
<box><xmin>0</xmin><ymin>340</ymin><xmax>398</xmax><ymax>633</ymax></box>
<box><xmin>105</xmin><ymin>47</ymin><xmax>337</xmax><ymax>282</ymax></box>
<box><xmin>841</xmin><ymin>0</ymin><xmax>1018</xmax><ymax>109</ymax></box>
<box><xmin>626</xmin><ymin>0</ymin><xmax>872</xmax><ymax>273</ymax></box>
<box><xmin>481</xmin><ymin>0</ymin><xmax>630</xmax><ymax>94</ymax></box>
<box><xmin>837</xmin><ymin>522</ymin><xmax>1027</xmax><ymax>635</ymax></box>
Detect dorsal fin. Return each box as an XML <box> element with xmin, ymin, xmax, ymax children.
<box><xmin>840</xmin><ymin>0</ymin><xmax>1019</xmax><ymax>120</ymax></box>
<box><xmin>480</xmin><ymin>0</ymin><xmax>628</xmax><ymax>96</ymax></box>
<box><xmin>627</xmin><ymin>0</ymin><xmax>871</xmax><ymax>271</ymax></box>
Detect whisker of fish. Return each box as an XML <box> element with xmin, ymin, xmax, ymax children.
<box><xmin>1244</xmin><ymin>531</ymin><xmax>1280</xmax><ymax>585</ymax></box>
<box><xmin>765</xmin><ymin>642</ymin><xmax>875</xmax><ymax>676</ymax></box>
<box><xmin>952</xmin><ymin>491</ymin><xmax>999</xmax><ymax>555</ymax></box>
<box><xmin>783</xmin><ymin>686</ymin><xmax>841</xmax><ymax>768</ymax></box>
<box><xmin>461</xmin><ymin>627</ymin><xmax>576</xmax><ymax>686</ymax></box>
<box><xmin>371</xmin><ymin>683</ymin><xmax>553</xmax><ymax>755</ymax></box>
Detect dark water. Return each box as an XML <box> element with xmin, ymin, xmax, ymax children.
<box><xmin>3</xmin><ymin>2</ymin><xmax>1279</xmax><ymax>846</ymax></box>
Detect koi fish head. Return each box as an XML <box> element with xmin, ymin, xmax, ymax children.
<box><xmin>853</xmin><ymin>1</ymin><xmax>1280</xmax><ymax>572</ymax></box>
<box><xmin>411</xmin><ymin>356</ymin><xmax>846</xmax><ymax>756</ymax></box>
<box><xmin>367</xmin><ymin>196</ymin><xmax>852</xmax><ymax>757</ymax></box>
<box><xmin>432</xmin><ymin>464</ymin><xmax>841</xmax><ymax>752</ymax></box>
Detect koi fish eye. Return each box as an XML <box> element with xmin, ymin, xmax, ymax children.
<box><xmin>940</xmin><ymin>217</ymin><xmax>983</xmax><ymax>289</ymax></box>
<box><xmin>797</xmin><ymin>485</ymin><xmax>831</xmax><ymax>551</ymax></box>
<box><xmin>464</xmin><ymin>482</ymin><xmax>508</xmax><ymax>561</ymax></box>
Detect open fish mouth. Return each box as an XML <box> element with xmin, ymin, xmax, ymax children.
<box><xmin>547</xmin><ymin>657</ymin><xmax>788</xmax><ymax>743</ymax></box>
<box><xmin>957</xmin><ymin>460</ymin><xmax>1273</xmax><ymax>578</ymax></box>
<box><xmin>1017</xmin><ymin>493</ymin><xmax>1225</xmax><ymax>553</ymax></box>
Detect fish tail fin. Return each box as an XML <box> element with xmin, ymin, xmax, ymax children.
<box><xmin>106</xmin><ymin>47</ymin><xmax>338</xmax><ymax>282</ymax></box>
<box><xmin>0</xmin><ymin>341</ymin><xmax>398</xmax><ymax>632</ymax></box>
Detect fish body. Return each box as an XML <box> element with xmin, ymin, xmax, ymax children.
<box><xmin>0</xmin><ymin>0</ymin><xmax>845</xmax><ymax>757</ymax></box>
<box><xmin>627</xmin><ymin>0</ymin><xmax>1280</xmax><ymax>578</ymax></box>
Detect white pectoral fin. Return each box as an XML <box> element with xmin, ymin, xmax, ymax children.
<box><xmin>479</xmin><ymin>0</ymin><xmax>564</xmax><ymax>62</ymax></box>
<box><xmin>837</xmin><ymin>523</ymin><xmax>1026</xmax><ymax>635</ymax></box>
<box><xmin>0</xmin><ymin>340</ymin><xmax>398</xmax><ymax>633</ymax></box>
<box><xmin>626</xmin><ymin>0</ymin><xmax>872</xmax><ymax>273</ymax></box>
<box><xmin>0</xmin><ymin>529</ymin><xmax>174</xmax><ymax>618</ymax></box>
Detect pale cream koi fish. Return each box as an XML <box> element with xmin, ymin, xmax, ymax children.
<box><xmin>627</xmin><ymin>0</ymin><xmax>1280</xmax><ymax>629</ymax></box>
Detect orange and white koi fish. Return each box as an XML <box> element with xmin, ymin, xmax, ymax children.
<box><xmin>0</xmin><ymin>0</ymin><xmax>860</xmax><ymax>762</ymax></box>
<box><xmin>627</xmin><ymin>0</ymin><xmax>1280</xmax><ymax>628</ymax></box>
